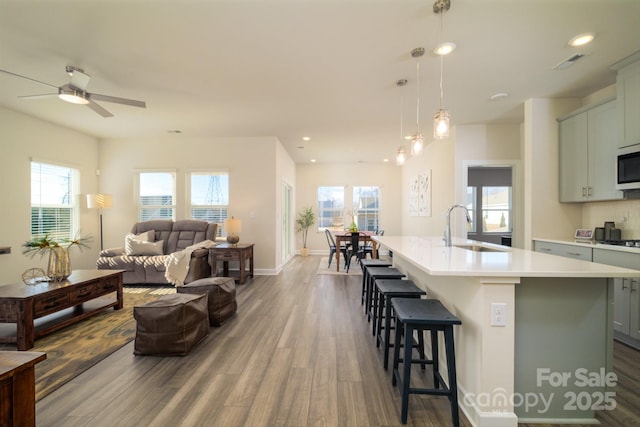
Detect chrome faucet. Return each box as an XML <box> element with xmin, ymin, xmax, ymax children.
<box><xmin>444</xmin><ymin>204</ymin><xmax>471</xmax><ymax>247</ymax></box>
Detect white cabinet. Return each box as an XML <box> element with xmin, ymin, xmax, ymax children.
<box><xmin>559</xmin><ymin>99</ymin><xmax>623</xmax><ymax>202</ymax></box>
<box><xmin>613</xmin><ymin>54</ymin><xmax>640</xmax><ymax>148</ymax></box>
<box><xmin>593</xmin><ymin>248</ymin><xmax>640</xmax><ymax>348</ymax></box>
<box><xmin>534</xmin><ymin>240</ymin><xmax>592</xmax><ymax>262</ymax></box>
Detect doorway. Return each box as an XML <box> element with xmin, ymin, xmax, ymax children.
<box><xmin>281</xmin><ymin>181</ymin><xmax>292</xmax><ymax>263</ymax></box>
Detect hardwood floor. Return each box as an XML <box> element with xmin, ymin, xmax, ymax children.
<box><xmin>37</xmin><ymin>256</ymin><xmax>639</xmax><ymax>426</ymax></box>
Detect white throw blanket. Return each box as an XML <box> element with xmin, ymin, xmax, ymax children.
<box><xmin>164</xmin><ymin>239</ymin><xmax>217</xmax><ymax>286</ymax></box>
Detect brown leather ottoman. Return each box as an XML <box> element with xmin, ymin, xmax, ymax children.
<box><xmin>134</xmin><ymin>293</ymin><xmax>209</xmax><ymax>356</ymax></box>
<box><xmin>177</xmin><ymin>277</ymin><xmax>237</xmax><ymax>326</ymax></box>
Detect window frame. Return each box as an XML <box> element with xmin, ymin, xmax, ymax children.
<box><xmin>316</xmin><ymin>186</ymin><xmax>345</xmax><ymax>232</ymax></box>
<box><xmin>352</xmin><ymin>186</ymin><xmax>381</xmax><ymax>232</ymax></box>
<box><xmin>186</xmin><ymin>170</ymin><xmax>229</xmax><ymax>237</ymax></box>
<box><xmin>135</xmin><ymin>170</ymin><xmax>177</xmax><ymax>221</ymax></box>
<box><xmin>30</xmin><ymin>160</ymin><xmax>80</xmax><ymax>241</ymax></box>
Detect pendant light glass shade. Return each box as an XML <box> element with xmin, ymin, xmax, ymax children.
<box><xmin>411</xmin><ymin>133</ymin><xmax>424</xmax><ymax>155</ymax></box>
<box><xmin>434</xmin><ymin>109</ymin><xmax>450</xmax><ymax>139</ymax></box>
<box><xmin>410</xmin><ymin>47</ymin><xmax>425</xmax><ymax>156</ymax></box>
<box><xmin>395</xmin><ymin>79</ymin><xmax>408</xmax><ymax>166</ymax></box>
<box><xmin>396</xmin><ymin>146</ymin><xmax>407</xmax><ymax>165</ymax></box>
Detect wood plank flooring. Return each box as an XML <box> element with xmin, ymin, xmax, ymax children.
<box><xmin>36</xmin><ymin>256</ymin><xmax>639</xmax><ymax>426</ymax></box>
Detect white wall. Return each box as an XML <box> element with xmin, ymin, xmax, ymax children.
<box><xmin>98</xmin><ymin>135</ymin><xmax>292</xmax><ymax>274</ymax></box>
<box><xmin>401</xmin><ymin>124</ymin><xmax>523</xmax><ymax>245</ymax></box>
<box><xmin>0</xmin><ymin>107</ymin><xmax>100</xmax><ymax>284</ymax></box>
<box><xmin>401</xmin><ymin>132</ymin><xmax>456</xmax><ymax>237</ymax></box>
<box><xmin>295</xmin><ymin>162</ymin><xmax>402</xmax><ymax>254</ymax></box>
<box><xmin>455</xmin><ymin>124</ymin><xmax>523</xmax><ymax>247</ymax></box>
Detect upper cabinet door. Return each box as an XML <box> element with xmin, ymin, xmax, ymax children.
<box><xmin>617</xmin><ymin>59</ymin><xmax>640</xmax><ymax>148</ymax></box>
<box><xmin>559</xmin><ymin>112</ymin><xmax>588</xmax><ymax>202</ymax></box>
<box><xmin>589</xmin><ymin>101</ymin><xmax>624</xmax><ymax>200</ymax></box>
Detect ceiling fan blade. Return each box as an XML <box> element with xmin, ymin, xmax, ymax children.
<box><xmin>86</xmin><ymin>100</ymin><xmax>114</xmax><ymax>118</ymax></box>
<box><xmin>89</xmin><ymin>93</ymin><xmax>146</xmax><ymax>108</ymax></box>
<box><xmin>19</xmin><ymin>93</ymin><xmax>58</xmax><ymax>100</ymax></box>
<box><xmin>0</xmin><ymin>69</ymin><xmax>58</xmax><ymax>89</ymax></box>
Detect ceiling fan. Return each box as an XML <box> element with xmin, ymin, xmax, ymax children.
<box><xmin>0</xmin><ymin>65</ymin><xmax>146</xmax><ymax>117</ymax></box>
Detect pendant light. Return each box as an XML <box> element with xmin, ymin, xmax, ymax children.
<box><xmin>410</xmin><ymin>47</ymin><xmax>425</xmax><ymax>156</ymax></box>
<box><xmin>433</xmin><ymin>0</ymin><xmax>452</xmax><ymax>140</ymax></box>
<box><xmin>395</xmin><ymin>79</ymin><xmax>408</xmax><ymax>166</ymax></box>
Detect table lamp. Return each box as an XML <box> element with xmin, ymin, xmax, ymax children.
<box><xmin>224</xmin><ymin>216</ymin><xmax>242</xmax><ymax>245</ymax></box>
<box><xmin>87</xmin><ymin>193</ymin><xmax>113</xmax><ymax>250</ymax></box>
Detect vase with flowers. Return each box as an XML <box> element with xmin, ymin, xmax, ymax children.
<box><xmin>345</xmin><ymin>208</ymin><xmax>359</xmax><ymax>232</ymax></box>
<box><xmin>22</xmin><ymin>234</ymin><xmax>92</xmax><ymax>282</ymax></box>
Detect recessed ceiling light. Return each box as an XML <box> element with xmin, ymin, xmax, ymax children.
<box><xmin>569</xmin><ymin>32</ymin><xmax>595</xmax><ymax>47</ymax></box>
<box><xmin>310</xmin><ymin>159</ymin><xmax>316</xmax><ymax>163</ymax></box>
<box><xmin>383</xmin><ymin>158</ymin><xmax>389</xmax><ymax>162</ymax></box>
<box><xmin>490</xmin><ymin>92</ymin><xmax>509</xmax><ymax>101</ymax></box>
<box><xmin>434</xmin><ymin>42</ymin><xmax>456</xmax><ymax>56</ymax></box>
<box><xmin>302</xmin><ymin>136</ymin><xmax>311</xmax><ymax>141</ymax></box>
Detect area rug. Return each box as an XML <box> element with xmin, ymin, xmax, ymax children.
<box><xmin>316</xmin><ymin>257</ymin><xmax>362</xmax><ymax>275</ymax></box>
<box><xmin>0</xmin><ymin>286</ymin><xmax>175</xmax><ymax>401</ymax></box>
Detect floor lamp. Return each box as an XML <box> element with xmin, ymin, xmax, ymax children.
<box><xmin>86</xmin><ymin>194</ymin><xmax>113</xmax><ymax>250</ymax></box>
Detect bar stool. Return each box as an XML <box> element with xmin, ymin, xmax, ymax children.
<box><xmin>359</xmin><ymin>259</ymin><xmax>393</xmax><ymax>307</ymax></box>
<box><xmin>365</xmin><ymin>267</ymin><xmax>405</xmax><ymax>322</ymax></box>
<box><xmin>374</xmin><ymin>279</ymin><xmax>426</xmax><ymax>370</ymax></box>
<box><xmin>391</xmin><ymin>298</ymin><xmax>462</xmax><ymax>426</ymax></box>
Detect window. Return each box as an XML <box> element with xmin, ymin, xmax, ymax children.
<box><xmin>317</xmin><ymin>186</ymin><xmax>344</xmax><ymax>231</ymax></box>
<box><xmin>31</xmin><ymin>161</ymin><xmax>78</xmax><ymax>240</ymax></box>
<box><xmin>137</xmin><ymin>172</ymin><xmax>176</xmax><ymax>221</ymax></box>
<box><xmin>188</xmin><ymin>171</ymin><xmax>229</xmax><ymax>236</ymax></box>
<box><xmin>353</xmin><ymin>186</ymin><xmax>380</xmax><ymax>232</ymax></box>
<box><xmin>467</xmin><ymin>166</ymin><xmax>512</xmax><ymax>244</ymax></box>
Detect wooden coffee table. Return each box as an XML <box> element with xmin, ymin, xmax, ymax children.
<box><xmin>0</xmin><ymin>269</ymin><xmax>123</xmax><ymax>350</ymax></box>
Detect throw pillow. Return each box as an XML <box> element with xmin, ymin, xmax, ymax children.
<box><xmin>124</xmin><ymin>230</ymin><xmax>155</xmax><ymax>255</ymax></box>
<box><xmin>127</xmin><ymin>239</ymin><xmax>164</xmax><ymax>256</ymax></box>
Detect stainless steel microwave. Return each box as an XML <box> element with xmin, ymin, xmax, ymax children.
<box><xmin>617</xmin><ymin>144</ymin><xmax>640</xmax><ymax>190</ymax></box>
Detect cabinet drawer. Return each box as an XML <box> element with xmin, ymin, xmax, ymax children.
<box><xmin>69</xmin><ymin>283</ymin><xmax>97</xmax><ymax>304</ymax></box>
<box><xmin>593</xmin><ymin>249</ymin><xmax>640</xmax><ymax>270</ymax></box>
<box><xmin>34</xmin><ymin>293</ymin><xmax>70</xmax><ymax>317</ymax></box>
<box><xmin>534</xmin><ymin>241</ymin><xmax>592</xmax><ymax>261</ymax></box>
<box><xmin>213</xmin><ymin>251</ymin><xmax>240</xmax><ymax>261</ymax></box>
<box><xmin>96</xmin><ymin>277</ymin><xmax>119</xmax><ymax>294</ymax></box>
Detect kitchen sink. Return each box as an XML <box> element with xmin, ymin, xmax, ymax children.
<box><xmin>453</xmin><ymin>244</ymin><xmax>507</xmax><ymax>253</ymax></box>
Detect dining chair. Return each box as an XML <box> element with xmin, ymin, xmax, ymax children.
<box><xmin>361</xmin><ymin>229</ymin><xmax>384</xmax><ymax>260</ymax></box>
<box><xmin>325</xmin><ymin>229</ymin><xmax>348</xmax><ymax>268</ymax></box>
<box><xmin>346</xmin><ymin>232</ymin><xmax>365</xmax><ymax>272</ymax></box>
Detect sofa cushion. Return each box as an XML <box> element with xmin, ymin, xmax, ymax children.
<box><xmin>124</xmin><ymin>230</ymin><xmax>155</xmax><ymax>255</ymax></box>
<box><xmin>128</xmin><ymin>239</ymin><xmax>164</xmax><ymax>256</ymax></box>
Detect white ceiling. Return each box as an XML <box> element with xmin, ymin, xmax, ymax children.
<box><xmin>1</xmin><ymin>0</ymin><xmax>639</xmax><ymax>164</ymax></box>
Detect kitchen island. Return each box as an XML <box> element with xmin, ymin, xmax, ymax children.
<box><xmin>373</xmin><ymin>235</ymin><xmax>640</xmax><ymax>427</ymax></box>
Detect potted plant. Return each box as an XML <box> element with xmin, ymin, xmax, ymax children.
<box><xmin>296</xmin><ymin>206</ymin><xmax>315</xmax><ymax>256</ymax></box>
<box><xmin>23</xmin><ymin>234</ymin><xmax>92</xmax><ymax>281</ymax></box>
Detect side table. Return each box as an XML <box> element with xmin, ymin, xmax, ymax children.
<box><xmin>210</xmin><ymin>243</ymin><xmax>254</xmax><ymax>284</ymax></box>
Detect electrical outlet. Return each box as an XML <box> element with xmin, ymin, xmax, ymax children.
<box><xmin>491</xmin><ymin>303</ymin><xmax>507</xmax><ymax>327</ymax></box>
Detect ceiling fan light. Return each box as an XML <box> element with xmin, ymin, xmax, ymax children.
<box><xmin>58</xmin><ymin>88</ymin><xmax>89</xmax><ymax>105</ymax></box>
<box><xmin>434</xmin><ymin>109</ymin><xmax>450</xmax><ymax>139</ymax></box>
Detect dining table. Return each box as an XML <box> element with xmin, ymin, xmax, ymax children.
<box><xmin>333</xmin><ymin>230</ymin><xmax>378</xmax><ymax>272</ymax></box>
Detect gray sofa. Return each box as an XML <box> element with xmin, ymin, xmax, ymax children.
<box><xmin>96</xmin><ymin>219</ymin><xmax>218</xmax><ymax>285</ymax></box>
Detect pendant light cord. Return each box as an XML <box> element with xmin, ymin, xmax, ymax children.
<box><xmin>439</xmin><ymin>8</ymin><xmax>444</xmax><ymax>110</ymax></box>
<box><xmin>416</xmin><ymin>60</ymin><xmax>420</xmax><ymax>133</ymax></box>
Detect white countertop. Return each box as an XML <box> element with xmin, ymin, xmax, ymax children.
<box><xmin>533</xmin><ymin>237</ymin><xmax>640</xmax><ymax>254</ymax></box>
<box><xmin>373</xmin><ymin>236</ymin><xmax>640</xmax><ymax>278</ymax></box>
